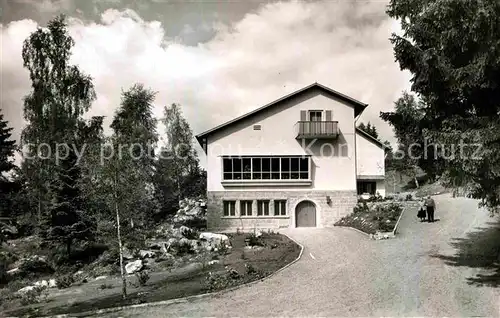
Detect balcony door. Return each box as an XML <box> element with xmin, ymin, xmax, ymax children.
<box><xmin>309</xmin><ymin>111</ymin><xmax>322</xmax><ymax>122</ymax></box>
<box><xmin>309</xmin><ymin>111</ymin><xmax>322</xmax><ymax>135</ymax></box>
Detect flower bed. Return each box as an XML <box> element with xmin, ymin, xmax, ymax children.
<box><xmin>334</xmin><ymin>202</ymin><xmax>403</xmax><ymax>235</ymax></box>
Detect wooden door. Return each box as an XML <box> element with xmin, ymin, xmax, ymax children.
<box><xmin>295</xmin><ymin>200</ymin><xmax>316</xmax><ymax>227</ymax></box>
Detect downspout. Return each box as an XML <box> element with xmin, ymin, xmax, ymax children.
<box><xmin>354</xmin><ymin>114</ymin><xmax>361</xmax><ymax>196</ymax></box>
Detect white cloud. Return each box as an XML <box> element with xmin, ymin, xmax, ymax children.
<box><xmin>0</xmin><ymin>0</ymin><xmax>410</xmax><ymax>168</ymax></box>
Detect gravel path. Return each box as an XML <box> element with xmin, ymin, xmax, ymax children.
<box><xmin>108</xmin><ymin>194</ymin><xmax>500</xmax><ymax>317</ymax></box>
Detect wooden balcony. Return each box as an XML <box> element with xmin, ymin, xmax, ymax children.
<box><xmin>296</xmin><ymin>121</ymin><xmax>339</xmax><ymax>139</ymax></box>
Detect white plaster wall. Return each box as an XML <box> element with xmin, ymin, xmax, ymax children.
<box><xmin>355</xmin><ymin>132</ymin><xmax>385</xmax><ymax>177</ymax></box>
<box><xmin>205</xmin><ymin>89</ymin><xmax>357</xmax><ymax>192</ymax></box>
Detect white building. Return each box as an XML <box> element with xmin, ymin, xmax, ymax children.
<box><xmin>196</xmin><ymin>83</ymin><xmax>385</xmax><ymax>230</ymax></box>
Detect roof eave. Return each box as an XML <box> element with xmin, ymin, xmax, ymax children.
<box><xmin>195</xmin><ymin>82</ymin><xmax>368</xmax><ymax>143</ymax></box>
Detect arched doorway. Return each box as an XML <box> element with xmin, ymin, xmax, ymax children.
<box><xmin>295</xmin><ymin>200</ymin><xmax>316</xmax><ymax>227</ymax></box>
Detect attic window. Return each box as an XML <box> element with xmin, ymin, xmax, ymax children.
<box><xmin>253</xmin><ymin>124</ymin><xmax>261</xmax><ymax>130</ymax></box>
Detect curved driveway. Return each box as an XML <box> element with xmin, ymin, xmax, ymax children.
<box><xmin>115</xmin><ymin>194</ymin><xmax>500</xmax><ymax>317</ymax></box>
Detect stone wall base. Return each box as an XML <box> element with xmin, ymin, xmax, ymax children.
<box><xmin>207</xmin><ymin>190</ymin><xmax>357</xmax><ymax>231</ymax></box>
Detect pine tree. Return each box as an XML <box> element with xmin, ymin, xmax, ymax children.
<box><xmin>43</xmin><ymin>149</ymin><xmax>94</xmax><ymax>256</ymax></box>
<box><xmin>0</xmin><ymin>110</ymin><xmax>16</xmax><ymax>176</ymax></box>
<box><xmin>0</xmin><ymin>110</ymin><xmax>17</xmax><ymax>218</ymax></box>
<box><xmin>21</xmin><ymin>14</ymin><xmax>96</xmax><ymax>241</ymax></box>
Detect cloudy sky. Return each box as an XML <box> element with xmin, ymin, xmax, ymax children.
<box><xmin>1</xmin><ymin>0</ymin><xmax>411</xmax><ymax>163</ymax></box>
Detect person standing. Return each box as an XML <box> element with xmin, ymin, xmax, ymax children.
<box><xmin>417</xmin><ymin>199</ymin><xmax>426</xmax><ymax>222</ymax></box>
<box><xmin>425</xmin><ymin>196</ymin><xmax>436</xmax><ymax>222</ymax></box>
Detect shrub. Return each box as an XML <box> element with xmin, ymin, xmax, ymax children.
<box><xmin>19</xmin><ymin>286</ymin><xmax>48</xmax><ymax>305</ymax></box>
<box><xmin>56</xmin><ymin>274</ymin><xmax>74</xmax><ymax>289</ymax></box>
<box><xmin>246</xmin><ymin>233</ymin><xmax>263</xmax><ymax>247</ymax></box>
<box><xmin>18</xmin><ymin>257</ymin><xmax>54</xmax><ymax>279</ymax></box>
<box><xmin>405</xmin><ymin>194</ymin><xmax>413</xmax><ymax>201</ymax></box>
<box><xmin>175</xmin><ymin>240</ymin><xmax>195</xmax><ymax>255</ymax></box>
<box><xmin>98</xmin><ymin>283</ymin><xmax>113</xmax><ymax>290</ymax></box>
<box><xmin>353</xmin><ymin>201</ymin><xmax>369</xmax><ymax>213</ymax></box>
<box><xmin>217</xmin><ymin>242</ymin><xmax>229</xmax><ymax>255</ymax></box>
<box><xmin>245</xmin><ymin>263</ymin><xmax>256</xmax><ymax>275</ymax></box>
<box><xmin>205</xmin><ymin>271</ymin><xmax>231</xmax><ymax>292</ymax></box>
<box><xmin>135</xmin><ymin>271</ymin><xmax>150</xmax><ymax>286</ymax></box>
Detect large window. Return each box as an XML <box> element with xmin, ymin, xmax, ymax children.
<box><xmin>257</xmin><ymin>200</ymin><xmax>270</xmax><ymax>216</ymax></box>
<box><xmin>223</xmin><ymin>201</ymin><xmax>236</xmax><ymax>216</ymax></box>
<box><xmin>357</xmin><ymin>181</ymin><xmax>376</xmax><ymax>195</ymax></box>
<box><xmin>222</xmin><ymin>156</ymin><xmax>310</xmax><ymax>181</ymax></box>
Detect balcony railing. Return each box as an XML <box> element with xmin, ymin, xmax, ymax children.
<box><xmin>296</xmin><ymin>121</ymin><xmax>339</xmax><ymax>139</ymax></box>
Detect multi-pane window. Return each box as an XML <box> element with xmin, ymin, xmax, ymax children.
<box><xmin>257</xmin><ymin>200</ymin><xmax>270</xmax><ymax>216</ymax></box>
<box><xmin>274</xmin><ymin>200</ymin><xmax>287</xmax><ymax>216</ymax></box>
<box><xmin>309</xmin><ymin>111</ymin><xmax>322</xmax><ymax>121</ymax></box>
<box><xmin>240</xmin><ymin>200</ymin><xmax>253</xmax><ymax>216</ymax></box>
<box><xmin>222</xmin><ymin>156</ymin><xmax>310</xmax><ymax>181</ymax></box>
<box><xmin>223</xmin><ymin>200</ymin><xmax>236</xmax><ymax>216</ymax></box>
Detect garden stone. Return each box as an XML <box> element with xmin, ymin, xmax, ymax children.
<box><xmin>16</xmin><ymin>285</ymin><xmax>36</xmax><ymax>295</ymax></box>
<box><xmin>199</xmin><ymin>232</ymin><xmax>230</xmax><ymax>248</ymax></box>
<box><xmin>122</xmin><ymin>247</ymin><xmax>134</xmax><ymax>260</ymax></box>
<box><xmin>6</xmin><ymin>267</ymin><xmax>20</xmax><ymax>276</ymax></box>
<box><xmin>125</xmin><ymin>260</ymin><xmax>143</xmax><ymax>274</ymax></box>
<box><xmin>139</xmin><ymin>250</ymin><xmax>156</xmax><ymax>259</ymax></box>
<box><xmin>48</xmin><ymin>278</ymin><xmax>57</xmax><ymax>288</ymax></box>
<box><xmin>34</xmin><ymin>280</ymin><xmax>49</xmax><ymax>288</ymax></box>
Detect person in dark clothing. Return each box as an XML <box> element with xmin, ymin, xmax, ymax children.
<box><xmin>425</xmin><ymin>196</ymin><xmax>436</xmax><ymax>222</ymax></box>
<box><xmin>417</xmin><ymin>199</ymin><xmax>426</xmax><ymax>222</ymax></box>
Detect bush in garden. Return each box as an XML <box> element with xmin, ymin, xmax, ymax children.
<box><xmin>135</xmin><ymin>271</ymin><xmax>150</xmax><ymax>286</ymax></box>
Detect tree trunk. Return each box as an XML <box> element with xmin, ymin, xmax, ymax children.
<box><xmin>114</xmin><ymin>170</ymin><xmax>127</xmax><ymax>299</ymax></box>
<box><xmin>37</xmin><ymin>194</ymin><xmax>41</xmax><ymax>234</ymax></box>
<box><xmin>414</xmin><ymin>176</ymin><xmax>420</xmax><ymax>189</ymax></box>
<box><xmin>66</xmin><ymin>239</ymin><xmax>72</xmax><ymax>257</ymax></box>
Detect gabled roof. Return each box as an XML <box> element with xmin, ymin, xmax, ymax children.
<box><xmin>195</xmin><ymin>82</ymin><xmax>368</xmax><ymax>145</ymax></box>
<box><xmin>355</xmin><ymin>127</ymin><xmax>387</xmax><ymax>149</ymax></box>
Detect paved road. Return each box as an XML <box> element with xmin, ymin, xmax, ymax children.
<box><xmin>112</xmin><ymin>194</ymin><xmax>500</xmax><ymax>317</ymax></box>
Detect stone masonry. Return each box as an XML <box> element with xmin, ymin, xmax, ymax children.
<box><xmin>207</xmin><ymin>190</ymin><xmax>357</xmax><ymax>231</ymax></box>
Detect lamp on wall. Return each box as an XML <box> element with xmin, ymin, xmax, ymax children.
<box><xmin>326</xmin><ymin>196</ymin><xmax>331</xmax><ymax>204</ymax></box>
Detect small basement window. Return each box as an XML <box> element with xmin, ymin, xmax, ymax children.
<box><xmin>257</xmin><ymin>200</ymin><xmax>270</xmax><ymax>216</ymax></box>
<box><xmin>253</xmin><ymin>124</ymin><xmax>261</xmax><ymax>130</ymax></box>
<box><xmin>274</xmin><ymin>200</ymin><xmax>287</xmax><ymax>216</ymax></box>
<box><xmin>223</xmin><ymin>200</ymin><xmax>236</xmax><ymax>216</ymax></box>
<box><xmin>240</xmin><ymin>200</ymin><xmax>253</xmax><ymax>216</ymax></box>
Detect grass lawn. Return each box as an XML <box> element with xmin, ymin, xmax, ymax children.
<box><xmin>1</xmin><ymin>232</ymin><xmax>300</xmax><ymax>317</ymax></box>
<box><xmin>334</xmin><ymin>202</ymin><xmax>403</xmax><ymax>235</ymax></box>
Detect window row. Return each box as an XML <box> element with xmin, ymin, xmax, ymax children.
<box><xmin>222</xmin><ymin>157</ymin><xmax>310</xmax><ymax>180</ymax></box>
<box><xmin>223</xmin><ymin>200</ymin><xmax>287</xmax><ymax>217</ymax></box>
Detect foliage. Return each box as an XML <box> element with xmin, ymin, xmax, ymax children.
<box><xmin>0</xmin><ymin>110</ymin><xmax>17</xmax><ymax>219</ymax></box>
<box><xmin>21</xmin><ymin>14</ymin><xmax>96</xmax><ymax>233</ymax></box>
<box><xmin>98</xmin><ymin>283</ymin><xmax>113</xmax><ymax>290</ymax></box>
<box><xmin>19</xmin><ymin>286</ymin><xmax>49</xmax><ymax>306</ymax></box>
<box><xmin>357</xmin><ymin>122</ymin><xmax>379</xmax><ymax>140</ymax></box>
<box><xmin>154</xmin><ymin>104</ymin><xmax>204</xmax><ymax>219</ymax></box>
<box><xmin>56</xmin><ymin>274</ymin><xmax>74</xmax><ymax>289</ymax></box>
<box><xmin>18</xmin><ymin>258</ymin><xmax>54</xmax><ymax>279</ymax></box>
<box><xmin>217</xmin><ymin>242</ymin><xmax>229</xmax><ymax>255</ymax></box>
<box><xmin>135</xmin><ymin>270</ymin><xmax>150</xmax><ymax>286</ymax></box>
<box><xmin>205</xmin><ymin>269</ymin><xmax>240</xmax><ymax>292</ymax></box>
<box><xmin>42</xmin><ymin>147</ymin><xmax>95</xmax><ymax>256</ymax></box>
<box><xmin>170</xmin><ymin>240</ymin><xmax>195</xmax><ymax>256</ymax></box>
<box><xmin>246</xmin><ymin>232</ymin><xmax>263</xmax><ymax>247</ymax></box>
<box><xmin>380</xmin><ymin>92</ymin><xmax>444</xmax><ymax>184</ymax></box>
<box><xmin>386</xmin><ymin>0</ymin><xmax>500</xmax><ymax>213</ymax></box>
